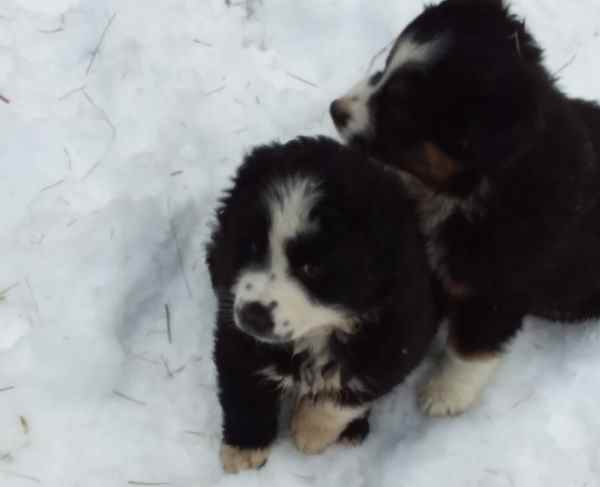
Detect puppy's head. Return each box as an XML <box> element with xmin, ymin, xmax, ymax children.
<box><xmin>331</xmin><ymin>0</ymin><xmax>547</xmax><ymax>194</ymax></box>
<box><xmin>231</xmin><ymin>176</ymin><xmax>351</xmax><ymax>344</ymax></box>
<box><xmin>208</xmin><ymin>139</ymin><xmax>402</xmax><ymax>345</ymax></box>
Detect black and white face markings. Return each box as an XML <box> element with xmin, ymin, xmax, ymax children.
<box><xmin>232</xmin><ymin>176</ymin><xmax>351</xmax><ymax>344</ymax></box>
<box><xmin>330</xmin><ymin>34</ymin><xmax>447</xmax><ymax>142</ymax></box>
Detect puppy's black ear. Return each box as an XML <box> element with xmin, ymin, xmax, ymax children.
<box><xmin>459</xmin><ymin>59</ymin><xmax>545</xmax><ymax>170</ymax></box>
<box><xmin>446</xmin><ymin>0</ymin><xmax>504</xmax><ymax>6</ymax></box>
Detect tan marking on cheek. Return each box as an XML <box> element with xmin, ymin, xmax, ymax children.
<box><xmin>445</xmin><ymin>277</ymin><xmax>472</xmax><ymax>300</ymax></box>
<box><xmin>422</xmin><ymin>142</ymin><xmax>460</xmax><ymax>185</ymax></box>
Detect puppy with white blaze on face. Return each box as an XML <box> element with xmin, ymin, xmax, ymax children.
<box><xmin>332</xmin><ymin>0</ymin><xmax>600</xmax><ymax>418</ymax></box>
<box><xmin>207</xmin><ymin>137</ymin><xmax>438</xmax><ymax>473</ymax></box>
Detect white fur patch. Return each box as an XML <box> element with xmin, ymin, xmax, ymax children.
<box><xmin>336</xmin><ymin>78</ymin><xmax>374</xmax><ymax>141</ymax></box>
<box><xmin>258</xmin><ymin>331</ymin><xmax>370</xmax><ymax>400</ymax></box>
<box><xmin>295</xmin><ymin>334</ymin><xmax>342</xmax><ymax>397</ymax></box>
<box><xmin>333</xmin><ymin>36</ymin><xmax>446</xmax><ymax>141</ymax></box>
<box><xmin>267</xmin><ymin>176</ymin><xmax>321</xmax><ymax>245</ymax></box>
<box><xmin>346</xmin><ymin>377</ymin><xmax>369</xmax><ymax>395</ymax></box>
<box><xmin>385</xmin><ymin>37</ymin><xmax>445</xmax><ymax>78</ymax></box>
<box><xmin>258</xmin><ymin>333</ymin><xmax>344</xmax><ymax>395</ymax></box>
<box><xmin>232</xmin><ymin>176</ymin><xmax>351</xmax><ymax>342</ymax></box>
<box><xmin>419</xmin><ymin>346</ymin><xmax>501</xmax><ymax>417</ymax></box>
<box><xmin>258</xmin><ymin>365</ymin><xmax>295</xmax><ymax>391</ymax></box>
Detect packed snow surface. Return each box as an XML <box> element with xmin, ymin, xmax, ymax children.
<box><xmin>1</xmin><ymin>0</ymin><xmax>600</xmax><ymax>485</ymax></box>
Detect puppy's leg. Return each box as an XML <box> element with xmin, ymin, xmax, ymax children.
<box><xmin>291</xmin><ymin>397</ymin><xmax>367</xmax><ymax>455</ymax></box>
<box><xmin>215</xmin><ymin>325</ymin><xmax>281</xmax><ymax>473</ymax></box>
<box><xmin>420</xmin><ymin>297</ymin><xmax>523</xmax><ymax>417</ymax></box>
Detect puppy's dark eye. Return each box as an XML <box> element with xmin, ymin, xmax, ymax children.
<box><xmin>299</xmin><ymin>263</ymin><xmax>321</xmax><ymax>280</ymax></box>
<box><xmin>249</xmin><ymin>242</ymin><xmax>259</xmax><ymax>257</ymax></box>
<box><xmin>369</xmin><ymin>70</ymin><xmax>384</xmax><ymax>86</ymax></box>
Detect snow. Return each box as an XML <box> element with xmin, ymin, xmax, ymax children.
<box><xmin>1</xmin><ymin>0</ymin><xmax>599</xmax><ymax>485</ymax></box>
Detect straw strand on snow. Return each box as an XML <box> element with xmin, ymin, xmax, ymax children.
<box><xmin>365</xmin><ymin>41</ymin><xmax>394</xmax><ymax>75</ymax></box>
<box><xmin>112</xmin><ymin>390</ymin><xmax>147</xmax><ymax>406</ymax></box>
<box><xmin>38</xmin><ymin>14</ymin><xmax>65</xmax><ymax>34</ymax></box>
<box><xmin>555</xmin><ymin>53</ymin><xmax>577</xmax><ymax>76</ymax></box>
<box><xmin>203</xmin><ymin>85</ymin><xmax>226</xmax><ymax>97</ymax></box>
<box><xmin>81</xmin><ymin>89</ymin><xmax>117</xmax><ymax>180</ymax></box>
<box><xmin>86</xmin><ymin>13</ymin><xmax>117</xmax><ymax>76</ymax></box>
<box><xmin>128</xmin><ymin>482</ymin><xmax>170</xmax><ymax>486</ymax></box>
<box><xmin>161</xmin><ymin>357</ymin><xmax>186</xmax><ymax>379</ymax></box>
<box><xmin>166</xmin><ymin>204</ymin><xmax>193</xmax><ymax>299</ymax></box>
<box><xmin>64</xmin><ymin>147</ymin><xmax>73</xmax><ymax>171</ymax></box>
<box><xmin>39</xmin><ymin>179</ymin><xmax>65</xmax><ymax>193</ymax></box>
<box><xmin>58</xmin><ymin>85</ymin><xmax>86</xmax><ymax>101</ymax></box>
<box><xmin>25</xmin><ymin>278</ymin><xmax>42</xmax><ymax>325</ymax></box>
<box><xmin>38</xmin><ymin>26</ymin><xmax>64</xmax><ymax>34</ymax></box>
<box><xmin>0</xmin><ymin>470</ymin><xmax>41</xmax><ymax>484</ymax></box>
<box><xmin>0</xmin><ymin>282</ymin><xmax>19</xmax><ymax>302</ymax></box>
<box><xmin>192</xmin><ymin>39</ymin><xmax>212</xmax><ymax>47</ymax></box>
<box><xmin>285</xmin><ymin>71</ymin><xmax>318</xmax><ymax>88</ymax></box>
<box><xmin>164</xmin><ymin>304</ymin><xmax>172</xmax><ymax>344</ymax></box>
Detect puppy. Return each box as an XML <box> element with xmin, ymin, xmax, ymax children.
<box><xmin>331</xmin><ymin>0</ymin><xmax>600</xmax><ymax>417</ymax></box>
<box><xmin>207</xmin><ymin>137</ymin><xmax>437</xmax><ymax>473</ymax></box>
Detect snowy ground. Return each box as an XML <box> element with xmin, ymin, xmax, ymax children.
<box><xmin>1</xmin><ymin>0</ymin><xmax>600</xmax><ymax>485</ymax></box>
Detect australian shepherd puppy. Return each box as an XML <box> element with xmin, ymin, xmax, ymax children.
<box><xmin>331</xmin><ymin>0</ymin><xmax>600</xmax><ymax>417</ymax></box>
<box><xmin>207</xmin><ymin>137</ymin><xmax>437</xmax><ymax>472</ymax></box>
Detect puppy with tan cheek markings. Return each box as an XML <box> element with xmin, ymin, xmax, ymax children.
<box><xmin>207</xmin><ymin>137</ymin><xmax>438</xmax><ymax>472</ymax></box>
<box><xmin>333</xmin><ymin>0</ymin><xmax>600</xmax><ymax>419</ymax></box>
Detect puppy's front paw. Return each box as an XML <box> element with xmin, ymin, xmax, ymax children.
<box><xmin>291</xmin><ymin>398</ymin><xmax>366</xmax><ymax>455</ymax></box>
<box><xmin>419</xmin><ymin>373</ymin><xmax>478</xmax><ymax>417</ymax></box>
<box><xmin>220</xmin><ymin>444</ymin><xmax>270</xmax><ymax>474</ymax></box>
<box><xmin>291</xmin><ymin>401</ymin><xmax>340</xmax><ymax>454</ymax></box>
<box><xmin>419</xmin><ymin>350</ymin><xmax>501</xmax><ymax>417</ymax></box>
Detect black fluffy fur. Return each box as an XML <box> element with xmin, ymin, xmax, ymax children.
<box><xmin>338</xmin><ymin>0</ymin><xmax>600</xmax><ymax>357</ymax></box>
<box><xmin>207</xmin><ymin>137</ymin><xmax>437</xmax><ymax>451</ymax></box>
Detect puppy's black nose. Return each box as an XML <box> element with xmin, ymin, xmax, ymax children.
<box><xmin>330</xmin><ymin>99</ymin><xmax>350</xmax><ymax>127</ymax></box>
<box><xmin>238</xmin><ymin>302</ymin><xmax>274</xmax><ymax>335</ymax></box>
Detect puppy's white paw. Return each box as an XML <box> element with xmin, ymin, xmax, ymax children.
<box><xmin>220</xmin><ymin>444</ymin><xmax>270</xmax><ymax>474</ymax></box>
<box><xmin>291</xmin><ymin>400</ymin><xmax>340</xmax><ymax>455</ymax></box>
<box><xmin>290</xmin><ymin>398</ymin><xmax>366</xmax><ymax>455</ymax></box>
<box><xmin>419</xmin><ymin>349</ymin><xmax>501</xmax><ymax>417</ymax></box>
<box><xmin>419</xmin><ymin>373</ymin><xmax>479</xmax><ymax>417</ymax></box>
